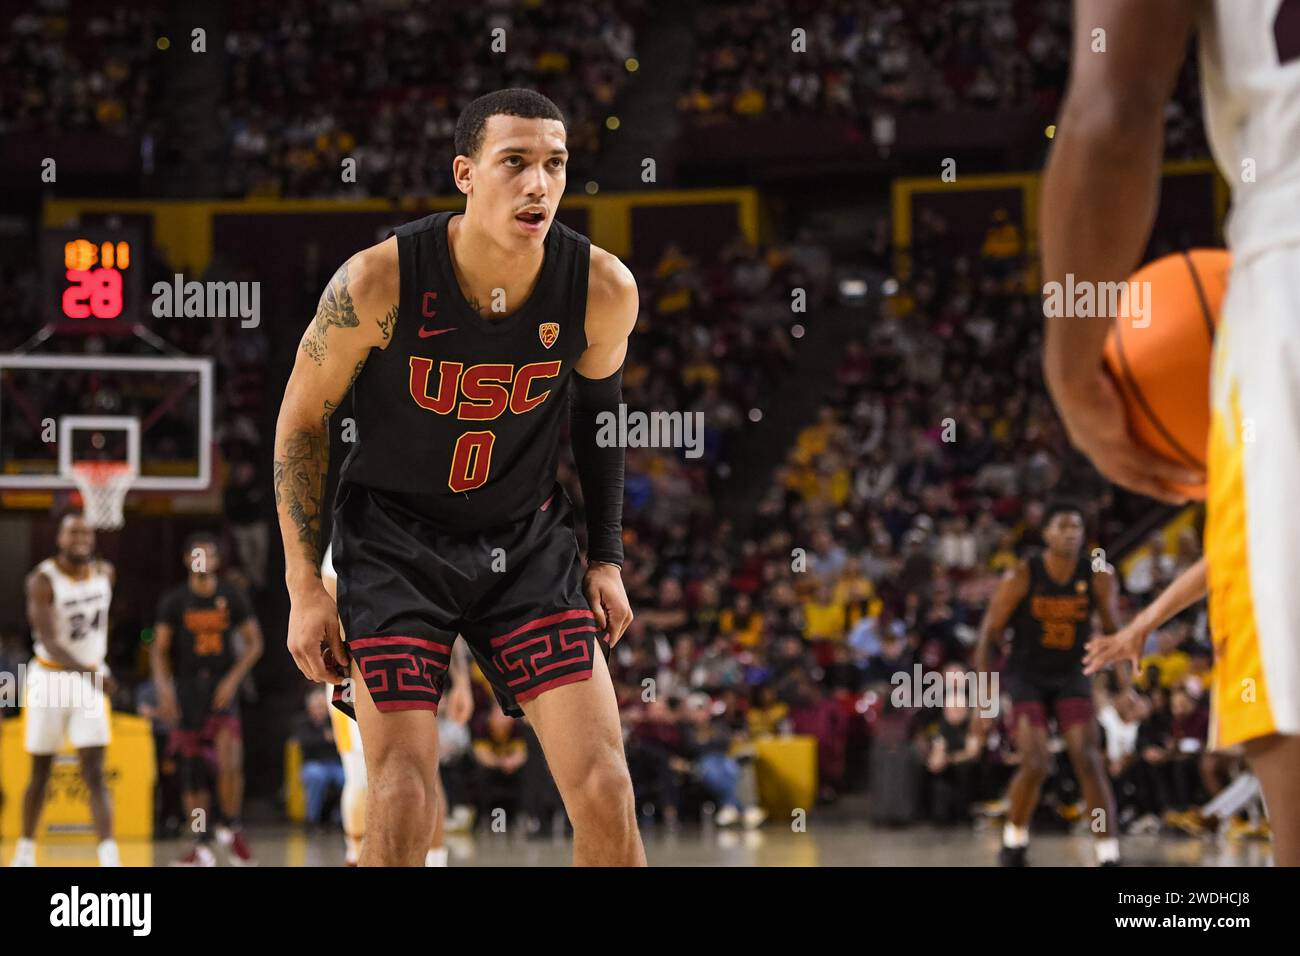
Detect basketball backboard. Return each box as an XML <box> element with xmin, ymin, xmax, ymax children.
<box><xmin>0</xmin><ymin>354</ymin><xmax>214</xmax><ymax>494</ymax></box>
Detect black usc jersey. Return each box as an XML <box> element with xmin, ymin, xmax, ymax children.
<box><xmin>337</xmin><ymin>211</ymin><xmax>593</xmax><ymax>531</ymax></box>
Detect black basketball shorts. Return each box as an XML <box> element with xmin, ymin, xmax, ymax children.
<box><xmin>329</xmin><ymin>480</ymin><xmax>610</xmax><ymax>720</ymax></box>
<box><xmin>1006</xmin><ymin>669</ymin><xmax>1095</xmax><ymax>732</ymax></box>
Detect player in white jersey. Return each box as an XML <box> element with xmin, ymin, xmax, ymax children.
<box><xmin>320</xmin><ymin>542</ymin><xmax>474</xmax><ymax>866</ymax></box>
<box><xmin>10</xmin><ymin>511</ymin><xmax>119</xmax><ymax>867</ymax></box>
<box><xmin>1042</xmin><ymin>0</ymin><xmax>1300</xmax><ymax>865</ymax></box>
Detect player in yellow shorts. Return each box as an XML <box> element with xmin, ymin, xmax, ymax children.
<box><xmin>1042</xmin><ymin>1</ymin><xmax>1300</xmax><ymax>865</ymax></box>
<box><xmin>321</xmin><ymin>543</ymin><xmax>474</xmax><ymax>865</ymax></box>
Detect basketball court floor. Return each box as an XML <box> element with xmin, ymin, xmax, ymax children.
<box><xmin>0</xmin><ymin>824</ymin><xmax>1273</xmax><ymax>868</ymax></box>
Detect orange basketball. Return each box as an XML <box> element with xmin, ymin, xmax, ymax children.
<box><xmin>1101</xmin><ymin>248</ymin><xmax>1232</xmax><ymax>500</ymax></box>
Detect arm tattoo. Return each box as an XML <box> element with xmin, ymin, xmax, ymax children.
<box><xmin>273</xmin><ymin>428</ymin><xmax>329</xmax><ymax>574</ymax></box>
<box><xmin>377</xmin><ymin>304</ymin><xmax>396</xmax><ymax>343</ymax></box>
<box><xmin>302</xmin><ymin>263</ymin><xmax>361</xmax><ymax>365</ymax></box>
<box><xmin>321</xmin><ymin>361</ymin><xmax>365</xmax><ymax>430</ymax></box>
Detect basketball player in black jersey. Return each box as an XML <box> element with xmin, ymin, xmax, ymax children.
<box><xmin>974</xmin><ymin>500</ymin><xmax>1124</xmax><ymax>866</ymax></box>
<box><xmin>153</xmin><ymin>534</ymin><xmax>264</xmax><ymax>866</ymax></box>
<box><xmin>274</xmin><ymin>89</ymin><xmax>645</xmax><ymax>866</ymax></box>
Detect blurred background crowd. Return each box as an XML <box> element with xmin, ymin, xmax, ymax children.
<box><xmin>0</xmin><ymin>0</ymin><xmax>1242</xmax><ymax>843</ymax></box>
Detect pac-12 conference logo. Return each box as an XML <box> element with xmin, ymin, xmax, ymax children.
<box><xmin>538</xmin><ymin>322</ymin><xmax>559</xmax><ymax>349</ymax></box>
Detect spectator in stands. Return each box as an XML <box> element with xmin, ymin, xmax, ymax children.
<box><xmin>925</xmin><ymin>663</ymin><xmax>982</xmax><ymax>824</ymax></box>
<box><xmin>224</xmin><ymin>460</ymin><xmax>269</xmax><ymax>591</ymax></box>
<box><xmin>471</xmin><ymin>706</ymin><xmax>528</xmax><ymax>826</ymax></box>
<box><xmin>293</xmin><ymin>691</ymin><xmax>345</xmax><ymax>828</ymax></box>
<box><xmin>680</xmin><ymin>694</ymin><xmax>765</xmax><ymax>828</ymax></box>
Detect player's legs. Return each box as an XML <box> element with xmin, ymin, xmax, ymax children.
<box><xmin>321</xmin><ymin>558</ymin><xmax>368</xmax><ymax>862</ymax></box>
<box><xmin>1006</xmin><ymin>720</ymin><xmax>1052</xmax><ymax>827</ymax></box>
<box><xmin>13</xmin><ymin>661</ymin><xmax>68</xmax><ymax>865</ymax></box>
<box><xmin>517</xmin><ymin>651</ymin><xmax>644</xmax><ymax>866</ymax></box>
<box><xmin>75</xmin><ymin>746</ymin><xmax>113</xmax><ymax>841</ymax></box>
<box><xmin>1005</xmin><ymin>702</ymin><xmax>1052</xmax><ymax>828</ymax></box>
<box><xmin>66</xmin><ymin>677</ymin><xmax>116</xmax><ymax>862</ymax></box>
<box><xmin>171</xmin><ymin>713</ymin><xmax>217</xmax><ymax>864</ymax></box>
<box><xmin>1001</xmin><ymin>709</ymin><xmax>1051</xmax><ymax>864</ymax></box>
<box><xmin>339</xmin><ymin>749</ymin><xmax>367</xmax><ymax>864</ymax></box>
<box><xmin>1061</xmin><ymin>715</ymin><xmax>1120</xmax><ymax>864</ymax></box>
<box><xmin>1206</xmin><ymin>247</ymin><xmax>1300</xmax><ymax>864</ymax></box>
<box><xmin>17</xmin><ymin>753</ymin><xmax>54</xmax><ymax>843</ymax></box>
<box><xmin>209</xmin><ymin>719</ymin><xmax>255</xmax><ymax>864</ymax></box>
<box><xmin>177</xmin><ymin>746</ymin><xmax>212</xmax><ymax>838</ymax></box>
<box><xmin>350</xmin><ymin>656</ymin><xmax>441</xmax><ymax>866</ymax></box>
<box><xmin>213</xmin><ymin>722</ymin><xmax>243</xmax><ymax>825</ymax></box>
<box><xmin>1243</xmin><ymin>734</ymin><xmax>1300</xmax><ymax>866</ymax></box>
<box><xmin>426</xmin><ymin>771</ymin><xmax>448</xmax><ymax>866</ymax></box>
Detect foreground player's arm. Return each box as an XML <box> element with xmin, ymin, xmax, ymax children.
<box><xmin>274</xmin><ymin>242</ymin><xmax>397</xmax><ymax>683</ymax></box>
<box><xmin>25</xmin><ymin>569</ymin><xmax>86</xmax><ymax>672</ymax></box>
<box><xmin>1085</xmin><ymin>556</ymin><xmax>1207</xmax><ymax>676</ymax></box>
<box><xmin>571</xmin><ymin>247</ymin><xmax>638</xmax><ymax>645</ymax></box>
<box><xmin>1040</xmin><ymin>0</ymin><xmax>1201</xmax><ymax>502</ymax></box>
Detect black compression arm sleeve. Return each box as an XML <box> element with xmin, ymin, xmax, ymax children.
<box><xmin>570</xmin><ymin>366</ymin><xmax>625</xmax><ymax>566</ymax></box>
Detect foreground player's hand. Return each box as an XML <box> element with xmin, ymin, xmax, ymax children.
<box><xmin>1083</xmin><ymin>621</ymin><xmax>1147</xmax><ymax>677</ymax></box>
<box><xmin>1051</xmin><ymin>370</ymin><xmax>1202</xmax><ymax>504</ymax></box>
<box><xmin>288</xmin><ymin>586</ymin><xmax>348</xmax><ymax>684</ymax></box>
<box><xmin>584</xmin><ymin>561</ymin><xmax>633</xmax><ymax>647</ymax></box>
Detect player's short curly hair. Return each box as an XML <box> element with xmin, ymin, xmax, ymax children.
<box><xmin>1042</xmin><ymin>497</ymin><xmax>1086</xmax><ymax>529</ymax></box>
<box><xmin>454</xmin><ymin>88</ymin><xmax>566</xmax><ymax>160</ymax></box>
<box><xmin>182</xmin><ymin>531</ymin><xmax>220</xmax><ymax>557</ymax></box>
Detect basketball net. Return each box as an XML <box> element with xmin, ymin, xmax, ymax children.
<box><xmin>70</xmin><ymin>461</ymin><xmax>136</xmax><ymax>530</ymax></box>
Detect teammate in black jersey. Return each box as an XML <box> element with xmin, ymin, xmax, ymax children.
<box><xmin>274</xmin><ymin>89</ymin><xmax>645</xmax><ymax>866</ymax></box>
<box><xmin>153</xmin><ymin>534</ymin><xmax>264</xmax><ymax>866</ymax></box>
<box><xmin>974</xmin><ymin>500</ymin><xmax>1125</xmax><ymax>866</ymax></box>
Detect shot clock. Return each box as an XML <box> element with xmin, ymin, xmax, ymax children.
<box><xmin>43</xmin><ymin>224</ymin><xmax>145</xmax><ymax>328</ymax></box>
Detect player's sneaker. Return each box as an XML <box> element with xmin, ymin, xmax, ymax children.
<box><xmin>216</xmin><ymin>826</ymin><xmax>257</xmax><ymax>866</ymax></box>
<box><xmin>1126</xmin><ymin>813</ymin><xmax>1162</xmax><ymax>835</ymax></box>
<box><xmin>1225</xmin><ymin>817</ymin><xmax>1271</xmax><ymax>842</ymax></box>
<box><xmin>1165</xmin><ymin>809</ymin><xmax>1208</xmax><ymax>837</ymax></box>
<box><xmin>742</xmin><ymin>806</ymin><xmax>767</xmax><ymax>830</ymax></box>
<box><xmin>9</xmin><ymin>838</ymin><xmax>36</xmax><ymax>867</ymax></box>
<box><xmin>445</xmin><ymin>805</ymin><xmax>475</xmax><ymax>834</ymax></box>
<box><xmin>715</xmin><ymin>805</ymin><xmax>740</xmax><ymax>827</ymax></box>
<box><xmin>172</xmin><ymin>843</ymin><xmax>216</xmax><ymax>867</ymax></box>
<box><xmin>998</xmin><ymin>845</ymin><xmax>1028</xmax><ymax>866</ymax></box>
<box><xmin>97</xmin><ymin>840</ymin><xmax>121</xmax><ymax>867</ymax></box>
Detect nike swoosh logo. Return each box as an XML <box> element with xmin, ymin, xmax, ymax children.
<box><xmin>418</xmin><ymin>326</ymin><xmax>456</xmax><ymax>338</ymax></box>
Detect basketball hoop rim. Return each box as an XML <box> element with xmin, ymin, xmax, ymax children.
<box><xmin>71</xmin><ymin>461</ymin><xmax>138</xmax><ymax>479</ymax></box>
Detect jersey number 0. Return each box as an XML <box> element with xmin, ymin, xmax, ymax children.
<box><xmin>449</xmin><ymin>430</ymin><xmax>496</xmax><ymax>492</ymax></box>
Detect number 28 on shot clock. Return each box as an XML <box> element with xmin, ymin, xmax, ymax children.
<box><xmin>62</xmin><ymin>237</ymin><xmax>131</xmax><ymax>320</ymax></box>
